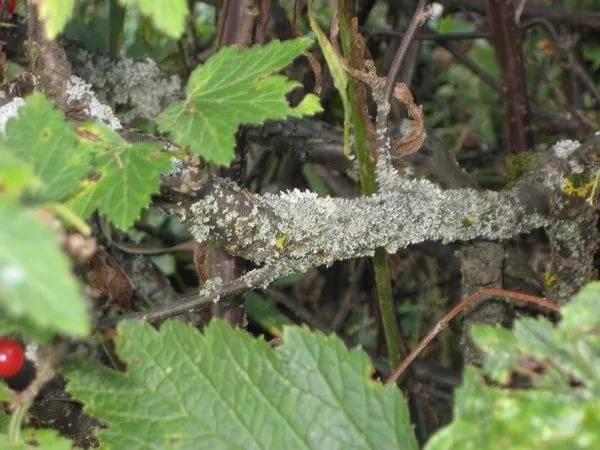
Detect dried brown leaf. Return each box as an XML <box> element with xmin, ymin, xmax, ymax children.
<box><xmin>391</xmin><ymin>83</ymin><xmax>426</xmax><ymax>156</ymax></box>
<box><xmin>86</xmin><ymin>249</ymin><xmax>133</xmax><ymax>311</ymax></box>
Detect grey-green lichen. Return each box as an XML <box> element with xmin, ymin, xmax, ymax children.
<box><xmin>66</xmin><ymin>76</ymin><xmax>122</xmax><ymax>129</ymax></box>
<box><xmin>177</xmin><ymin>132</ymin><xmax>599</xmax><ymax>305</ymax></box>
<box><xmin>186</xmin><ymin>175</ymin><xmax>548</xmax><ymax>274</ymax></box>
<box><xmin>70</xmin><ymin>50</ymin><xmax>182</xmax><ymax>124</ymax></box>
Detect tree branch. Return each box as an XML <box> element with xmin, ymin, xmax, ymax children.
<box><xmin>181</xmin><ymin>174</ymin><xmax>549</xmax><ymax>270</ymax></box>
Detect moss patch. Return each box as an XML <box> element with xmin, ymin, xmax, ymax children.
<box><xmin>506</xmin><ymin>153</ymin><xmax>536</xmax><ymax>186</ymax></box>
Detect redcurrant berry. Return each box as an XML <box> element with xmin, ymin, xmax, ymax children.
<box><xmin>0</xmin><ymin>338</ymin><xmax>25</xmax><ymax>377</ymax></box>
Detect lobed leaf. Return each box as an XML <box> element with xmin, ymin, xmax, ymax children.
<box><xmin>157</xmin><ymin>38</ymin><xmax>323</xmax><ymax>166</ymax></box>
<box><xmin>68</xmin><ymin>123</ymin><xmax>172</xmax><ymax>231</ymax></box>
<box><xmin>0</xmin><ymin>92</ymin><xmax>91</xmax><ymax>202</ymax></box>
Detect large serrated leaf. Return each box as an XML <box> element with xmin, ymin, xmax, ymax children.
<box><xmin>157</xmin><ymin>38</ymin><xmax>323</xmax><ymax>166</ymax></box>
<box><xmin>65</xmin><ymin>319</ymin><xmax>417</xmax><ymax>450</ymax></box>
<box><xmin>0</xmin><ymin>92</ymin><xmax>91</xmax><ymax>202</ymax></box>
<box><xmin>37</xmin><ymin>0</ymin><xmax>76</xmax><ymax>39</ymax></box>
<box><xmin>68</xmin><ymin>123</ymin><xmax>172</xmax><ymax>231</ymax></box>
<box><xmin>0</xmin><ymin>200</ymin><xmax>89</xmax><ymax>338</ymax></box>
<box><xmin>119</xmin><ymin>0</ymin><xmax>188</xmax><ymax>38</ymax></box>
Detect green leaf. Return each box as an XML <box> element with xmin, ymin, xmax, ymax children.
<box><xmin>307</xmin><ymin>0</ymin><xmax>351</xmax><ymax>156</ymax></box>
<box><xmin>37</xmin><ymin>0</ymin><xmax>76</xmax><ymax>39</ymax></box>
<box><xmin>583</xmin><ymin>43</ymin><xmax>600</xmax><ymax>71</ymax></box>
<box><xmin>469</xmin><ymin>324</ymin><xmax>518</xmax><ymax>384</ymax></box>
<box><xmin>560</xmin><ymin>282</ymin><xmax>600</xmax><ymax>332</ymax></box>
<box><xmin>119</xmin><ymin>0</ymin><xmax>189</xmax><ymax>39</ymax></box>
<box><xmin>0</xmin><ymin>152</ymin><xmax>34</xmax><ymax>200</ymax></box>
<box><xmin>65</xmin><ymin>319</ymin><xmax>417</xmax><ymax>450</ymax></box>
<box><xmin>469</xmin><ymin>42</ymin><xmax>500</xmax><ymax>80</ymax></box>
<box><xmin>0</xmin><ymin>92</ymin><xmax>91</xmax><ymax>202</ymax></box>
<box><xmin>436</xmin><ymin>16</ymin><xmax>475</xmax><ymax>34</ymax></box>
<box><xmin>0</xmin><ymin>384</ymin><xmax>10</xmax><ymax>403</ymax></box>
<box><xmin>428</xmin><ymin>282</ymin><xmax>600</xmax><ymax>449</ymax></box>
<box><xmin>0</xmin><ymin>200</ymin><xmax>89</xmax><ymax>338</ymax></box>
<box><xmin>157</xmin><ymin>38</ymin><xmax>323</xmax><ymax>166</ymax></box>
<box><xmin>68</xmin><ymin>123</ymin><xmax>172</xmax><ymax>231</ymax></box>
<box><xmin>0</xmin><ymin>425</ymin><xmax>73</xmax><ymax>450</ymax></box>
<box><xmin>425</xmin><ymin>368</ymin><xmax>600</xmax><ymax>450</ymax></box>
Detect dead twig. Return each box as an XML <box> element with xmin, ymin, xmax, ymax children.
<box><xmin>98</xmin><ymin>264</ymin><xmax>286</xmax><ymax>326</ymax></box>
<box><xmin>385</xmin><ymin>288</ymin><xmax>560</xmax><ymax>385</ymax></box>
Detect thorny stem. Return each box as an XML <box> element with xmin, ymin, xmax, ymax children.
<box><xmin>336</xmin><ymin>0</ymin><xmax>405</xmax><ymax>368</ymax></box>
<box><xmin>385</xmin><ymin>288</ymin><xmax>560</xmax><ymax>385</ymax></box>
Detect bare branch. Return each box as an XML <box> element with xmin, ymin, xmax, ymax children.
<box><xmin>385</xmin><ymin>288</ymin><xmax>560</xmax><ymax>385</ymax></box>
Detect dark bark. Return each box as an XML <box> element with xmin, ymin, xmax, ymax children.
<box><xmin>486</xmin><ymin>0</ymin><xmax>534</xmax><ymax>154</ymax></box>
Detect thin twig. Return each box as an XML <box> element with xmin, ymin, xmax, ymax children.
<box><xmin>385</xmin><ymin>288</ymin><xmax>560</xmax><ymax>385</ymax></box>
<box><xmin>98</xmin><ymin>265</ymin><xmax>284</xmax><ymax>326</ymax></box>
<box><xmin>515</xmin><ymin>0</ymin><xmax>528</xmax><ymax>23</ymax></box>
<box><xmin>363</xmin><ymin>27</ymin><xmax>490</xmax><ymax>42</ymax></box>
<box><xmin>523</xmin><ymin>18</ymin><xmax>600</xmax><ymax>106</ymax></box>
<box><xmin>384</xmin><ymin>0</ymin><xmax>430</xmax><ymax>103</ymax></box>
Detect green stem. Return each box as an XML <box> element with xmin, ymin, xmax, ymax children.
<box><xmin>373</xmin><ymin>248</ymin><xmax>403</xmax><ymax>367</ymax></box>
<box><xmin>109</xmin><ymin>0</ymin><xmax>126</xmax><ymax>58</ymax></box>
<box><xmin>8</xmin><ymin>402</ymin><xmax>30</xmax><ymax>444</ymax></box>
<box><xmin>336</xmin><ymin>0</ymin><xmax>405</xmax><ymax>368</ymax></box>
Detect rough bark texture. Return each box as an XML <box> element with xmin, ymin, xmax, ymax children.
<box><xmin>458</xmin><ymin>242</ymin><xmax>505</xmax><ymax>364</ymax></box>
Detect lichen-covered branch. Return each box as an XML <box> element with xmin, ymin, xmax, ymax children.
<box><xmin>171</xmin><ymin>136</ymin><xmax>599</xmax><ymax>300</ymax></box>
<box><xmin>183</xmin><ymin>174</ymin><xmax>548</xmax><ymax>271</ymax></box>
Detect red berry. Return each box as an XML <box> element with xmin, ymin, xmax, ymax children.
<box><xmin>0</xmin><ymin>338</ymin><xmax>25</xmax><ymax>377</ymax></box>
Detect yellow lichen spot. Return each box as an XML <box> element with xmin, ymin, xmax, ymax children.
<box><xmin>462</xmin><ymin>215</ymin><xmax>476</xmax><ymax>229</ymax></box>
<box><xmin>274</xmin><ymin>231</ymin><xmax>290</xmax><ymax>250</ymax></box>
<box><xmin>544</xmin><ymin>271</ymin><xmax>557</xmax><ymax>287</ymax></box>
<box><xmin>562</xmin><ymin>175</ymin><xmax>593</xmax><ymax>199</ymax></box>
